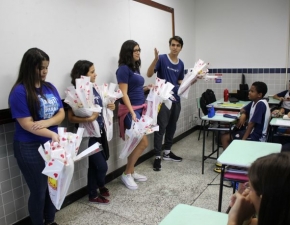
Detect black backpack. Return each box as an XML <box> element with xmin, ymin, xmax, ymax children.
<box><xmin>202</xmin><ymin>89</ymin><xmax>216</xmax><ymax>105</ymax></box>
<box><xmin>200</xmin><ymin>89</ymin><xmax>216</xmax><ymax>115</ymax></box>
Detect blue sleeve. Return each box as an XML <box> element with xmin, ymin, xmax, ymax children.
<box><xmin>249</xmin><ymin>102</ymin><xmax>266</xmax><ymax>124</ymax></box>
<box><xmin>277</xmin><ymin>90</ymin><xmax>288</xmax><ymax>97</ymax></box>
<box><xmin>243</xmin><ymin>102</ymin><xmax>252</xmax><ymax>114</ymax></box>
<box><xmin>116</xmin><ymin>66</ymin><xmax>130</xmax><ymax>84</ymax></box>
<box><xmin>9</xmin><ymin>85</ymin><xmax>31</xmax><ymax>119</ymax></box>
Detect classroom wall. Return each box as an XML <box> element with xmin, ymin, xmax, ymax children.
<box><xmin>193</xmin><ymin>0</ymin><xmax>290</xmax><ymax>111</ymax></box>
<box><xmin>0</xmin><ymin>1</ymin><xmax>197</xmax><ymax>224</ymax></box>
<box><xmin>1</xmin><ymin>0</ymin><xmax>288</xmax><ymax>223</ymax></box>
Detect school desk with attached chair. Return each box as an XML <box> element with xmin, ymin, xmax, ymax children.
<box><xmin>216</xmin><ymin>140</ymin><xmax>281</xmax><ymax>212</ymax></box>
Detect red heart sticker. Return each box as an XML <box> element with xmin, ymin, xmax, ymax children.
<box><xmin>60</xmin><ymin>154</ymin><xmax>64</xmax><ymax>158</ymax></box>
<box><xmin>48</xmin><ymin>162</ymin><xmax>53</xmax><ymax>166</ymax></box>
<box><xmin>54</xmin><ymin>173</ymin><xmax>58</xmax><ymax>178</ymax></box>
<box><xmin>45</xmin><ymin>151</ymin><xmax>48</xmax><ymax>155</ymax></box>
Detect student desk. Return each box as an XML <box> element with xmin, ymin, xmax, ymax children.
<box><xmin>269</xmin><ymin>117</ymin><xmax>290</xmax><ymax>142</ymax></box>
<box><xmin>267</xmin><ymin>96</ymin><xmax>281</xmax><ymax>105</ymax></box>
<box><xmin>208</xmin><ymin>99</ymin><xmax>249</xmax><ymax>111</ymax></box>
<box><xmin>159</xmin><ymin>204</ymin><xmax>228</xmax><ymax>225</ymax></box>
<box><xmin>201</xmin><ymin>115</ymin><xmax>237</xmax><ymax>174</ymax></box>
<box><xmin>217</xmin><ymin>140</ymin><xmax>281</xmax><ymax>212</ymax></box>
<box><xmin>209</xmin><ymin>97</ymin><xmax>280</xmax><ymax>111</ymax></box>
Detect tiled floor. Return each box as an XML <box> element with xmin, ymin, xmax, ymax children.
<box><xmin>54</xmin><ymin>131</ymin><xmax>233</xmax><ymax>225</ymax></box>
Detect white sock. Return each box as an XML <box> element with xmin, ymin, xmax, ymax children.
<box><xmin>164</xmin><ymin>150</ymin><xmax>170</xmax><ymax>155</ymax></box>
<box><xmin>156</xmin><ymin>156</ymin><xmax>161</xmax><ymax>159</ymax></box>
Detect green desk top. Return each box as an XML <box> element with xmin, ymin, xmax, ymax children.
<box><xmin>217</xmin><ymin>140</ymin><xmax>281</xmax><ymax>167</ymax></box>
<box><xmin>209</xmin><ymin>98</ymin><xmax>249</xmax><ymax>110</ymax></box>
<box><xmin>267</xmin><ymin>96</ymin><xmax>281</xmax><ymax>105</ymax></box>
<box><xmin>270</xmin><ymin>118</ymin><xmax>290</xmax><ymax>127</ymax></box>
<box><xmin>159</xmin><ymin>204</ymin><xmax>228</xmax><ymax>225</ymax></box>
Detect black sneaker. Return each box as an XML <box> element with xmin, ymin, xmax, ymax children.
<box><xmin>153</xmin><ymin>158</ymin><xmax>161</xmax><ymax>171</ymax></box>
<box><xmin>163</xmin><ymin>151</ymin><xmax>182</xmax><ymax>162</ymax></box>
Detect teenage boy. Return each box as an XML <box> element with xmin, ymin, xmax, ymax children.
<box><xmin>221</xmin><ymin>81</ymin><xmax>271</xmax><ymax>150</ymax></box>
<box><xmin>147</xmin><ymin>36</ymin><xmax>185</xmax><ymax>171</ymax></box>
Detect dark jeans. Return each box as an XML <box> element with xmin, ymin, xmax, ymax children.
<box><xmin>87</xmin><ymin>132</ymin><xmax>108</xmax><ymax>199</ymax></box>
<box><xmin>154</xmin><ymin>102</ymin><xmax>181</xmax><ymax>156</ymax></box>
<box><xmin>14</xmin><ymin>141</ymin><xmax>56</xmax><ymax>225</ymax></box>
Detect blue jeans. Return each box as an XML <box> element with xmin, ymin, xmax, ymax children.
<box><xmin>154</xmin><ymin>102</ymin><xmax>181</xmax><ymax>156</ymax></box>
<box><xmin>87</xmin><ymin>134</ymin><xmax>108</xmax><ymax>199</ymax></box>
<box><xmin>14</xmin><ymin>141</ymin><xmax>56</xmax><ymax>225</ymax></box>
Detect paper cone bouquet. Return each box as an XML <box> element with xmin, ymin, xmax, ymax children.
<box><xmin>93</xmin><ymin>83</ymin><xmax>123</xmax><ymax>141</ymax></box>
<box><xmin>145</xmin><ymin>77</ymin><xmax>175</xmax><ymax>125</ymax></box>
<box><xmin>178</xmin><ymin>59</ymin><xmax>214</xmax><ymax>99</ymax></box>
<box><xmin>39</xmin><ymin>127</ymin><xmax>102</xmax><ymax>210</ymax></box>
<box><xmin>119</xmin><ymin>115</ymin><xmax>159</xmax><ymax>159</ymax></box>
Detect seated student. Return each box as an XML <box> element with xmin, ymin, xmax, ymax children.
<box><xmin>272</xmin><ymin>83</ymin><xmax>290</xmax><ymax>117</ymax></box>
<box><xmin>221</xmin><ymin>81</ymin><xmax>270</xmax><ymax>148</ymax></box>
<box><xmin>215</xmin><ymin>82</ymin><xmax>271</xmax><ymax>173</ymax></box>
<box><xmin>227</xmin><ymin>152</ymin><xmax>290</xmax><ymax>225</ymax></box>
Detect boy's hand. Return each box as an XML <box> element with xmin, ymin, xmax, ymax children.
<box><xmin>154</xmin><ymin>48</ymin><xmax>159</xmax><ymax>60</ymax></box>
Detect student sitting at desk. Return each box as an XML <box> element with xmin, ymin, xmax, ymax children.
<box><xmin>272</xmin><ymin>83</ymin><xmax>290</xmax><ymax>117</ymax></box>
<box><xmin>216</xmin><ymin>82</ymin><xmax>270</xmax><ymax>173</ymax></box>
<box><xmin>227</xmin><ymin>152</ymin><xmax>290</xmax><ymax>225</ymax></box>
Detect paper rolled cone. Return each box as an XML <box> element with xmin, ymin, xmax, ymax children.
<box><xmin>108</xmin><ymin>83</ymin><xmax>117</xmax><ymax>94</ymax></box>
<box><xmin>38</xmin><ymin>145</ymin><xmax>50</xmax><ymax>162</ymax></box>
<box><xmin>74</xmin><ymin>142</ymin><xmax>101</xmax><ymax>161</ymax></box>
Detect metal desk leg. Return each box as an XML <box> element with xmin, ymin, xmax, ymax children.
<box><xmin>202</xmin><ymin>120</ymin><xmax>206</xmax><ymax>174</ymax></box>
<box><xmin>218</xmin><ymin>165</ymin><xmax>226</xmax><ymax>212</ymax></box>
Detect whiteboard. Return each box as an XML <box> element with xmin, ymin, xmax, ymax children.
<box><xmin>0</xmin><ymin>0</ymin><xmax>173</xmax><ymax>109</ymax></box>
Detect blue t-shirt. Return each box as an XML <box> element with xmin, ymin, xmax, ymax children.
<box><xmin>154</xmin><ymin>54</ymin><xmax>184</xmax><ymax>102</ymax></box>
<box><xmin>93</xmin><ymin>88</ymin><xmax>104</xmax><ymax>128</ymax></box>
<box><xmin>116</xmin><ymin>65</ymin><xmax>145</xmax><ymax>106</ymax></box>
<box><xmin>9</xmin><ymin>83</ymin><xmax>63</xmax><ymax>143</ymax></box>
<box><xmin>244</xmin><ymin>101</ymin><xmax>267</xmax><ymax>141</ymax></box>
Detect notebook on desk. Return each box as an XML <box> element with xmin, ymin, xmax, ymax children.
<box><xmin>229</xmin><ymin>97</ymin><xmax>239</xmax><ymax>103</ymax></box>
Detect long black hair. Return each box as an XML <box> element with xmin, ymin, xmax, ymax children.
<box><xmin>248</xmin><ymin>152</ymin><xmax>290</xmax><ymax>225</ymax></box>
<box><xmin>10</xmin><ymin>48</ymin><xmax>53</xmax><ymax>120</ymax></box>
<box><xmin>70</xmin><ymin>60</ymin><xmax>93</xmax><ymax>87</ymax></box>
<box><xmin>118</xmin><ymin>40</ymin><xmax>141</xmax><ymax>72</ymax></box>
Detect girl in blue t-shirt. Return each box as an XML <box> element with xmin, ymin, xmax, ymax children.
<box><xmin>9</xmin><ymin>48</ymin><xmax>65</xmax><ymax>225</ymax></box>
<box><xmin>68</xmin><ymin>60</ymin><xmax>115</xmax><ymax>204</ymax></box>
<box><xmin>116</xmin><ymin>40</ymin><xmax>149</xmax><ymax>190</ymax></box>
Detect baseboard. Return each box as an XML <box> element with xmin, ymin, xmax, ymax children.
<box><xmin>13</xmin><ymin>126</ymin><xmax>198</xmax><ymax>225</ymax></box>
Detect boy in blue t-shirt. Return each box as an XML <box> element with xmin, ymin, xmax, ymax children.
<box><xmin>221</xmin><ymin>81</ymin><xmax>270</xmax><ymax>150</ymax></box>
<box><xmin>147</xmin><ymin>36</ymin><xmax>185</xmax><ymax>171</ymax></box>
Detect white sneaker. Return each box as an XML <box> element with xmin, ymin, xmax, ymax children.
<box><xmin>121</xmin><ymin>173</ymin><xmax>138</xmax><ymax>190</ymax></box>
<box><xmin>132</xmin><ymin>172</ymin><xmax>147</xmax><ymax>182</ymax></box>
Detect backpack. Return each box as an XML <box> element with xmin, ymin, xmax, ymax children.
<box><xmin>200</xmin><ymin>89</ymin><xmax>216</xmax><ymax>115</ymax></box>
<box><xmin>202</xmin><ymin>89</ymin><xmax>216</xmax><ymax>105</ymax></box>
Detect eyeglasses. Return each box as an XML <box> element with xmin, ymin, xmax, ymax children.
<box><xmin>133</xmin><ymin>49</ymin><xmax>141</xmax><ymax>53</ymax></box>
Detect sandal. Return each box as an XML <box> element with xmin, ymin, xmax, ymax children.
<box><xmin>214</xmin><ymin>167</ymin><xmax>221</xmax><ymax>173</ymax></box>
<box><xmin>216</xmin><ymin>162</ymin><xmax>222</xmax><ymax>167</ymax></box>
